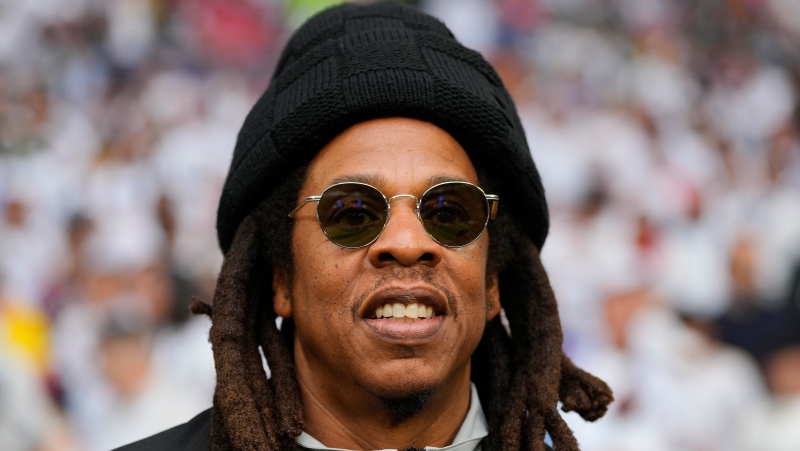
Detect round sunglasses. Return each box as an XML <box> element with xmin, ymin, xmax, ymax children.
<box><xmin>288</xmin><ymin>181</ymin><xmax>499</xmax><ymax>248</ymax></box>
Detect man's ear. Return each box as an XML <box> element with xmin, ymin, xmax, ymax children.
<box><xmin>485</xmin><ymin>272</ymin><xmax>501</xmax><ymax>321</ymax></box>
<box><xmin>273</xmin><ymin>268</ymin><xmax>293</xmax><ymax>318</ymax></box>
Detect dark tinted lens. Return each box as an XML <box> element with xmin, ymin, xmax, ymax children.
<box><xmin>419</xmin><ymin>182</ymin><xmax>489</xmax><ymax>247</ymax></box>
<box><xmin>317</xmin><ymin>183</ymin><xmax>388</xmax><ymax>248</ymax></box>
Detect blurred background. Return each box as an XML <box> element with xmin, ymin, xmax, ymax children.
<box><xmin>1</xmin><ymin>0</ymin><xmax>799</xmax><ymax>450</ymax></box>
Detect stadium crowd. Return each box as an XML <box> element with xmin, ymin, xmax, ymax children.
<box><xmin>1</xmin><ymin>0</ymin><xmax>799</xmax><ymax>450</ymax></box>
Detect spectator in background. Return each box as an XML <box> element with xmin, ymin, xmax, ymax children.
<box><xmin>715</xmin><ymin>235</ymin><xmax>800</xmax><ymax>364</ymax></box>
<box><xmin>740</xmin><ymin>346</ymin><xmax>800</xmax><ymax>451</ymax></box>
<box><xmin>84</xmin><ymin>309</ymin><xmax>204</xmax><ymax>451</ymax></box>
<box><xmin>0</xmin><ymin>346</ymin><xmax>76</xmax><ymax>451</ymax></box>
<box><xmin>0</xmin><ymin>273</ymin><xmax>76</xmax><ymax>451</ymax></box>
<box><xmin>565</xmin><ymin>288</ymin><xmax>764</xmax><ymax>451</ymax></box>
<box><xmin>51</xmin><ymin>210</ymin><xmax>215</xmax><ymax>449</ymax></box>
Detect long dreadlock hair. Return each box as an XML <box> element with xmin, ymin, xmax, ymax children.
<box><xmin>192</xmin><ymin>166</ymin><xmax>613</xmax><ymax>451</ymax></box>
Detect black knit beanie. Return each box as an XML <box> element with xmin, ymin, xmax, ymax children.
<box><xmin>217</xmin><ymin>1</ymin><xmax>548</xmax><ymax>254</ymax></box>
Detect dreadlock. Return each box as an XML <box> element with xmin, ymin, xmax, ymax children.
<box><xmin>193</xmin><ymin>166</ymin><xmax>613</xmax><ymax>451</ymax></box>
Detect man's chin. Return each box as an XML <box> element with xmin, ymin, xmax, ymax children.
<box><xmin>377</xmin><ymin>387</ymin><xmax>436</xmax><ymax>422</ymax></box>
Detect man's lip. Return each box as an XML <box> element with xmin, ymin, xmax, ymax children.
<box><xmin>359</xmin><ymin>286</ymin><xmax>448</xmax><ymax>319</ymax></box>
<box><xmin>364</xmin><ymin>316</ymin><xmax>444</xmax><ymax>341</ymax></box>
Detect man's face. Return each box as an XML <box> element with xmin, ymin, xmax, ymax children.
<box><xmin>274</xmin><ymin>117</ymin><xmax>500</xmax><ymax>413</ymax></box>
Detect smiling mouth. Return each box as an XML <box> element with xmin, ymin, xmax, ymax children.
<box><xmin>361</xmin><ymin>287</ymin><xmax>446</xmax><ymax>341</ymax></box>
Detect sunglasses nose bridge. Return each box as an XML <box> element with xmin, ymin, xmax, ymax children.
<box><xmin>385</xmin><ymin>194</ymin><xmax>420</xmax><ymax>214</ymax></box>
<box><xmin>384</xmin><ymin>193</ymin><xmax>424</xmax><ymax>229</ymax></box>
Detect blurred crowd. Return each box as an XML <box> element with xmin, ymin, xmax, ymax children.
<box><xmin>1</xmin><ymin>0</ymin><xmax>799</xmax><ymax>450</ymax></box>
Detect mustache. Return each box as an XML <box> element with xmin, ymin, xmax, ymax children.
<box><xmin>351</xmin><ymin>268</ymin><xmax>457</xmax><ymax>319</ymax></box>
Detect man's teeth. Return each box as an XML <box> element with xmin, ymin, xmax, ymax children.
<box><xmin>374</xmin><ymin>303</ymin><xmax>435</xmax><ymax>322</ymax></box>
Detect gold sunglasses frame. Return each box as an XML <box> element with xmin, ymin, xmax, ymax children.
<box><xmin>288</xmin><ymin>181</ymin><xmax>499</xmax><ymax>249</ymax></box>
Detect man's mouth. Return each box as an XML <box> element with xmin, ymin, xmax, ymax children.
<box><xmin>360</xmin><ymin>287</ymin><xmax>447</xmax><ymax>341</ymax></box>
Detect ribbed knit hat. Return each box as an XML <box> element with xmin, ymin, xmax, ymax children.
<box><xmin>217</xmin><ymin>1</ymin><xmax>548</xmax><ymax>253</ymax></box>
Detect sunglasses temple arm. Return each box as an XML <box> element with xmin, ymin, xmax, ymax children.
<box><xmin>288</xmin><ymin>196</ymin><xmax>322</xmax><ymax>218</ymax></box>
<box><xmin>486</xmin><ymin>195</ymin><xmax>499</xmax><ymax>220</ymax></box>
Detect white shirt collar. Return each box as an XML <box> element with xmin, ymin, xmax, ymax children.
<box><xmin>297</xmin><ymin>383</ymin><xmax>488</xmax><ymax>451</ymax></box>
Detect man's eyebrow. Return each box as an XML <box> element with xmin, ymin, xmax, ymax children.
<box><xmin>428</xmin><ymin>175</ymin><xmax>469</xmax><ymax>185</ymax></box>
<box><xmin>328</xmin><ymin>174</ymin><xmax>470</xmax><ymax>187</ymax></box>
<box><xmin>329</xmin><ymin>174</ymin><xmax>386</xmax><ymax>186</ymax></box>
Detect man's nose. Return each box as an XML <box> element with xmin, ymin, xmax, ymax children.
<box><xmin>367</xmin><ymin>197</ymin><xmax>443</xmax><ymax>267</ymax></box>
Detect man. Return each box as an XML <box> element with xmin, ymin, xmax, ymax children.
<box><xmin>118</xmin><ymin>2</ymin><xmax>612</xmax><ymax>450</ymax></box>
